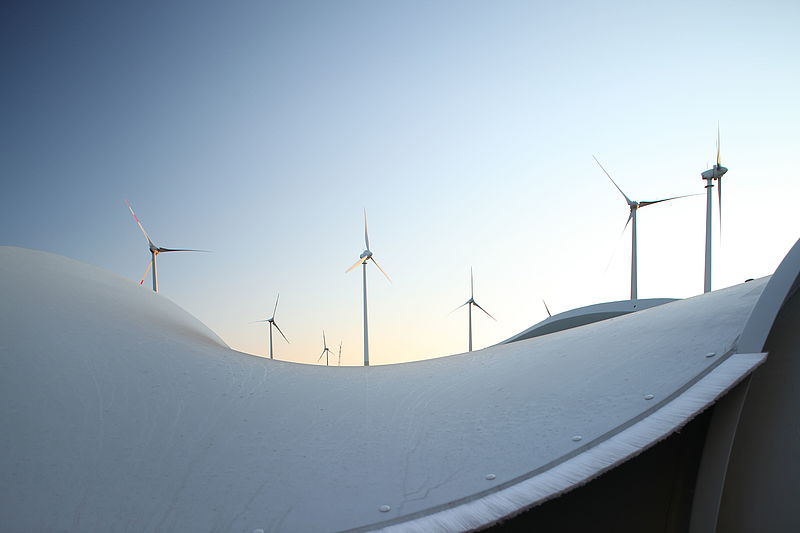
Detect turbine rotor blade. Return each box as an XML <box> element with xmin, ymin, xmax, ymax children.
<box><xmin>318</xmin><ymin>350</ymin><xmax>326</xmax><ymax>362</ymax></box>
<box><xmin>639</xmin><ymin>193</ymin><xmax>701</xmax><ymax>207</ymax></box>
<box><xmin>604</xmin><ymin>213</ymin><xmax>633</xmax><ymax>273</ymax></box>
<box><xmin>542</xmin><ymin>298</ymin><xmax>552</xmax><ymax>317</ymax></box>
<box><xmin>125</xmin><ymin>200</ymin><xmax>156</xmax><ymax>248</ymax></box>
<box><xmin>717</xmin><ymin>123</ymin><xmax>722</xmax><ymax>167</ymax></box>
<box><xmin>470</xmin><ymin>267</ymin><xmax>474</xmax><ymax>299</ymax></box>
<box><xmin>363</xmin><ymin>209</ymin><xmax>370</xmax><ymax>250</ymax></box>
<box><xmin>273</xmin><ymin>293</ymin><xmax>280</xmax><ymax>319</ymax></box>
<box><xmin>593</xmin><ymin>156</ymin><xmax>633</xmax><ymax>205</ymax></box>
<box><xmin>472</xmin><ymin>301</ymin><xmax>497</xmax><ymax>321</ymax></box>
<box><xmin>156</xmin><ymin>248</ymin><xmax>211</xmax><ymax>253</ymax></box>
<box><xmin>718</xmin><ymin>177</ymin><xmax>723</xmax><ymax>237</ymax></box>
<box><xmin>251</xmin><ymin>319</ymin><xmax>270</xmax><ymax>323</ymax></box>
<box><xmin>450</xmin><ymin>301</ymin><xmax>470</xmax><ymax>314</ymax></box>
<box><xmin>273</xmin><ymin>322</ymin><xmax>290</xmax><ymax>343</ymax></box>
<box><xmin>139</xmin><ymin>259</ymin><xmax>153</xmax><ymax>285</ymax></box>
<box><xmin>346</xmin><ymin>256</ymin><xmax>365</xmax><ymax>273</ymax></box>
<box><xmin>323</xmin><ymin>330</ymin><xmax>327</xmax><ymax>348</ymax></box>
<box><xmin>369</xmin><ymin>256</ymin><xmax>391</xmax><ymax>282</ymax></box>
<box><xmin>623</xmin><ymin>211</ymin><xmax>633</xmax><ymax>234</ymax></box>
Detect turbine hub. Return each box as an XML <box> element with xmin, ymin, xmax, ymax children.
<box><xmin>360</xmin><ymin>250</ymin><xmax>372</xmax><ymax>259</ymax></box>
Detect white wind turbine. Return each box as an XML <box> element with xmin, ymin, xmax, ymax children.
<box><xmin>453</xmin><ymin>268</ymin><xmax>496</xmax><ymax>352</ymax></box>
<box><xmin>125</xmin><ymin>200</ymin><xmax>208</xmax><ymax>293</ymax></box>
<box><xmin>345</xmin><ymin>210</ymin><xmax>391</xmax><ymax>366</ymax></box>
<box><xmin>337</xmin><ymin>341</ymin><xmax>342</xmax><ymax>366</ymax></box>
<box><xmin>701</xmin><ymin>126</ymin><xmax>728</xmax><ymax>293</ymax></box>
<box><xmin>593</xmin><ymin>156</ymin><xmax>698</xmax><ymax>300</ymax></box>
<box><xmin>253</xmin><ymin>294</ymin><xmax>289</xmax><ymax>360</ymax></box>
<box><xmin>317</xmin><ymin>331</ymin><xmax>334</xmax><ymax>366</ymax></box>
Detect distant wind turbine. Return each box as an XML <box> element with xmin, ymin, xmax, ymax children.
<box><xmin>345</xmin><ymin>209</ymin><xmax>391</xmax><ymax>366</ymax></box>
<box><xmin>593</xmin><ymin>156</ymin><xmax>698</xmax><ymax>300</ymax></box>
<box><xmin>125</xmin><ymin>200</ymin><xmax>208</xmax><ymax>293</ymax></box>
<box><xmin>253</xmin><ymin>294</ymin><xmax>289</xmax><ymax>359</ymax></box>
<box><xmin>337</xmin><ymin>341</ymin><xmax>342</xmax><ymax>366</ymax></box>
<box><xmin>453</xmin><ymin>268</ymin><xmax>496</xmax><ymax>352</ymax></box>
<box><xmin>317</xmin><ymin>331</ymin><xmax>334</xmax><ymax>366</ymax></box>
<box><xmin>700</xmin><ymin>126</ymin><xmax>728</xmax><ymax>293</ymax></box>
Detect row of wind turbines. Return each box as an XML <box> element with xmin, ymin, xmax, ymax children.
<box><xmin>125</xmin><ymin>130</ymin><xmax>729</xmax><ymax>365</ymax></box>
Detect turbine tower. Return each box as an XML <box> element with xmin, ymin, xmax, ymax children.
<box><xmin>253</xmin><ymin>294</ymin><xmax>289</xmax><ymax>359</ymax></box>
<box><xmin>345</xmin><ymin>210</ymin><xmax>391</xmax><ymax>366</ymax></box>
<box><xmin>317</xmin><ymin>331</ymin><xmax>334</xmax><ymax>366</ymax></box>
<box><xmin>125</xmin><ymin>200</ymin><xmax>207</xmax><ymax>293</ymax></box>
<box><xmin>593</xmin><ymin>156</ymin><xmax>697</xmax><ymax>300</ymax></box>
<box><xmin>700</xmin><ymin>126</ymin><xmax>728</xmax><ymax>293</ymax></box>
<box><xmin>454</xmin><ymin>268</ymin><xmax>496</xmax><ymax>352</ymax></box>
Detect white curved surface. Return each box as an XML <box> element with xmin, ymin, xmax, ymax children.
<box><xmin>0</xmin><ymin>247</ymin><xmax>775</xmax><ymax>532</ymax></box>
<box><xmin>500</xmin><ymin>298</ymin><xmax>677</xmax><ymax>344</ymax></box>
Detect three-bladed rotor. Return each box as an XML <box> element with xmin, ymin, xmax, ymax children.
<box><xmin>346</xmin><ymin>209</ymin><xmax>391</xmax><ymax>366</ymax></box>
<box><xmin>701</xmin><ymin>125</ymin><xmax>729</xmax><ymax>293</ymax></box>
<box><xmin>345</xmin><ymin>210</ymin><xmax>391</xmax><ymax>281</ymax></box>
<box><xmin>125</xmin><ymin>200</ymin><xmax>208</xmax><ymax>293</ymax></box>
<box><xmin>253</xmin><ymin>293</ymin><xmax>289</xmax><ymax>359</ymax></box>
<box><xmin>317</xmin><ymin>331</ymin><xmax>334</xmax><ymax>366</ymax></box>
<box><xmin>453</xmin><ymin>268</ymin><xmax>496</xmax><ymax>352</ymax></box>
<box><xmin>593</xmin><ymin>156</ymin><xmax>698</xmax><ymax>299</ymax></box>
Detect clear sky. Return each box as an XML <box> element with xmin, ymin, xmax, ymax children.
<box><xmin>2</xmin><ymin>0</ymin><xmax>799</xmax><ymax>365</ymax></box>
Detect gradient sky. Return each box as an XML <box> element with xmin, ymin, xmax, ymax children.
<box><xmin>2</xmin><ymin>0</ymin><xmax>799</xmax><ymax>365</ymax></box>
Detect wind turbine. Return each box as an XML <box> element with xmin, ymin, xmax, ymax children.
<box><xmin>700</xmin><ymin>126</ymin><xmax>728</xmax><ymax>293</ymax></box>
<box><xmin>253</xmin><ymin>294</ymin><xmax>289</xmax><ymax>359</ymax></box>
<box><xmin>125</xmin><ymin>200</ymin><xmax>208</xmax><ymax>293</ymax></box>
<box><xmin>453</xmin><ymin>268</ymin><xmax>496</xmax><ymax>352</ymax></box>
<box><xmin>337</xmin><ymin>341</ymin><xmax>342</xmax><ymax>366</ymax></box>
<box><xmin>317</xmin><ymin>331</ymin><xmax>334</xmax><ymax>366</ymax></box>
<box><xmin>345</xmin><ymin>210</ymin><xmax>391</xmax><ymax>366</ymax></box>
<box><xmin>593</xmin><ymin>156</ymin><xmax>698</xmax><ymax>300</ymax></box>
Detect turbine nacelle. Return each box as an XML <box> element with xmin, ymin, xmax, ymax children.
<box><xmin>360</xmin><ymin>250</ymin><xmax>372</xmax><ymax>260</ymax></box>
<box><xmin>701</xmin><ymin>165</ymin><xmax>728</xmax><ymax>180</ymax></box>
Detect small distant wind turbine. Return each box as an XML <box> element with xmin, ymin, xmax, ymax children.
<box><xmin>253</xmin><ymin>294</ymin><xmax>289</xmax><ymax>360</ymax></box>
<box><xmin>125</xmin><ymin>200</ymin><xmax>208</xmax><ymax>293</ymax></box>
<box><xmin>453</xmin><ymin>268</ymin><xmax>496</xmax><ymax>352</ymax></box>
<box><xmin>317</xmin><ymin>331</ymin><xmax>334</xmax><ymax>366</ymax></box>
<box><xmin>345</xmin><ymin>210</ymin><xmax>391</xmax><ymax>366</ymax></box>
<box><xmin>337</xmin><ymin>341</ymin><xmax>342</xmax><ymax>366</ymax></box>
<box><xmin>593</xmin><ymin>156</ymin><xmax>698</xmax><ymax>300</ymax></box>
<box><xmin>700</xmin><ymin>125</ymin><xmax>728</xmax><ymax>293</ymax></box>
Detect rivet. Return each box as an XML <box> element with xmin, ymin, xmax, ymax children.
<box><xmin>572</xmin><ymin>435</ymin><xmax>582</xmax><ymax>442</ymax></box>
<box><xmin>485</xmin><ymin>474</ymin><xmax>496</xmax><ymax>480</ymax></box>
<box><xmin>705</xmin><ymin>352</ymin><xmax>716</xmax><ymax>358</ymax></box>
<box><xmin>644</xmin><ymin>394</ymin><xmax>654</xmax><ymax>400</ymax></box>
<box><xmin>379</xmin><ymin>505</ymin><xmax>391</xmax><ymax>512</ymax></box>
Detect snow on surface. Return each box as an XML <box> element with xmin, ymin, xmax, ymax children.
<box><xmin>0</xmin><ymin>247</ymin><xmax>769</xmax><ymax>532</ymax></box>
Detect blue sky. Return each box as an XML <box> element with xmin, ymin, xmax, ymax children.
<box><xmin>2</xmin><ymin>0</ymin><xmax>799</xmax><ymax>364</ymax></box>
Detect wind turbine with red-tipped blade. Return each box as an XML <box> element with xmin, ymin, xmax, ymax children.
<box><xmin>700</xmin><ymin>125</ymin><xmax>729</xmax><ymax>293</ymax></box>
<box><xmin>345</xmin><ymin>209</ymin><xmax>391</xmax><ymax>366</ymax></box>
<box><xmin>253</xmin><ymin>293</ymin><xmax>289</xmax><ymax>360</ymax></box>
<box><xmin>125</xmin><ymin>200</ymin><xmax>208</xmax><ymax>293</ymax></box>
<box><xmin>593</xmin><ymin>156</ymin><xmax>698</xmax><ymax>300</ymax></box>
<box><xmin>453</xmin><ymin>268</ymin><xmax>496</xmax><ymax>352</ymax></box>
